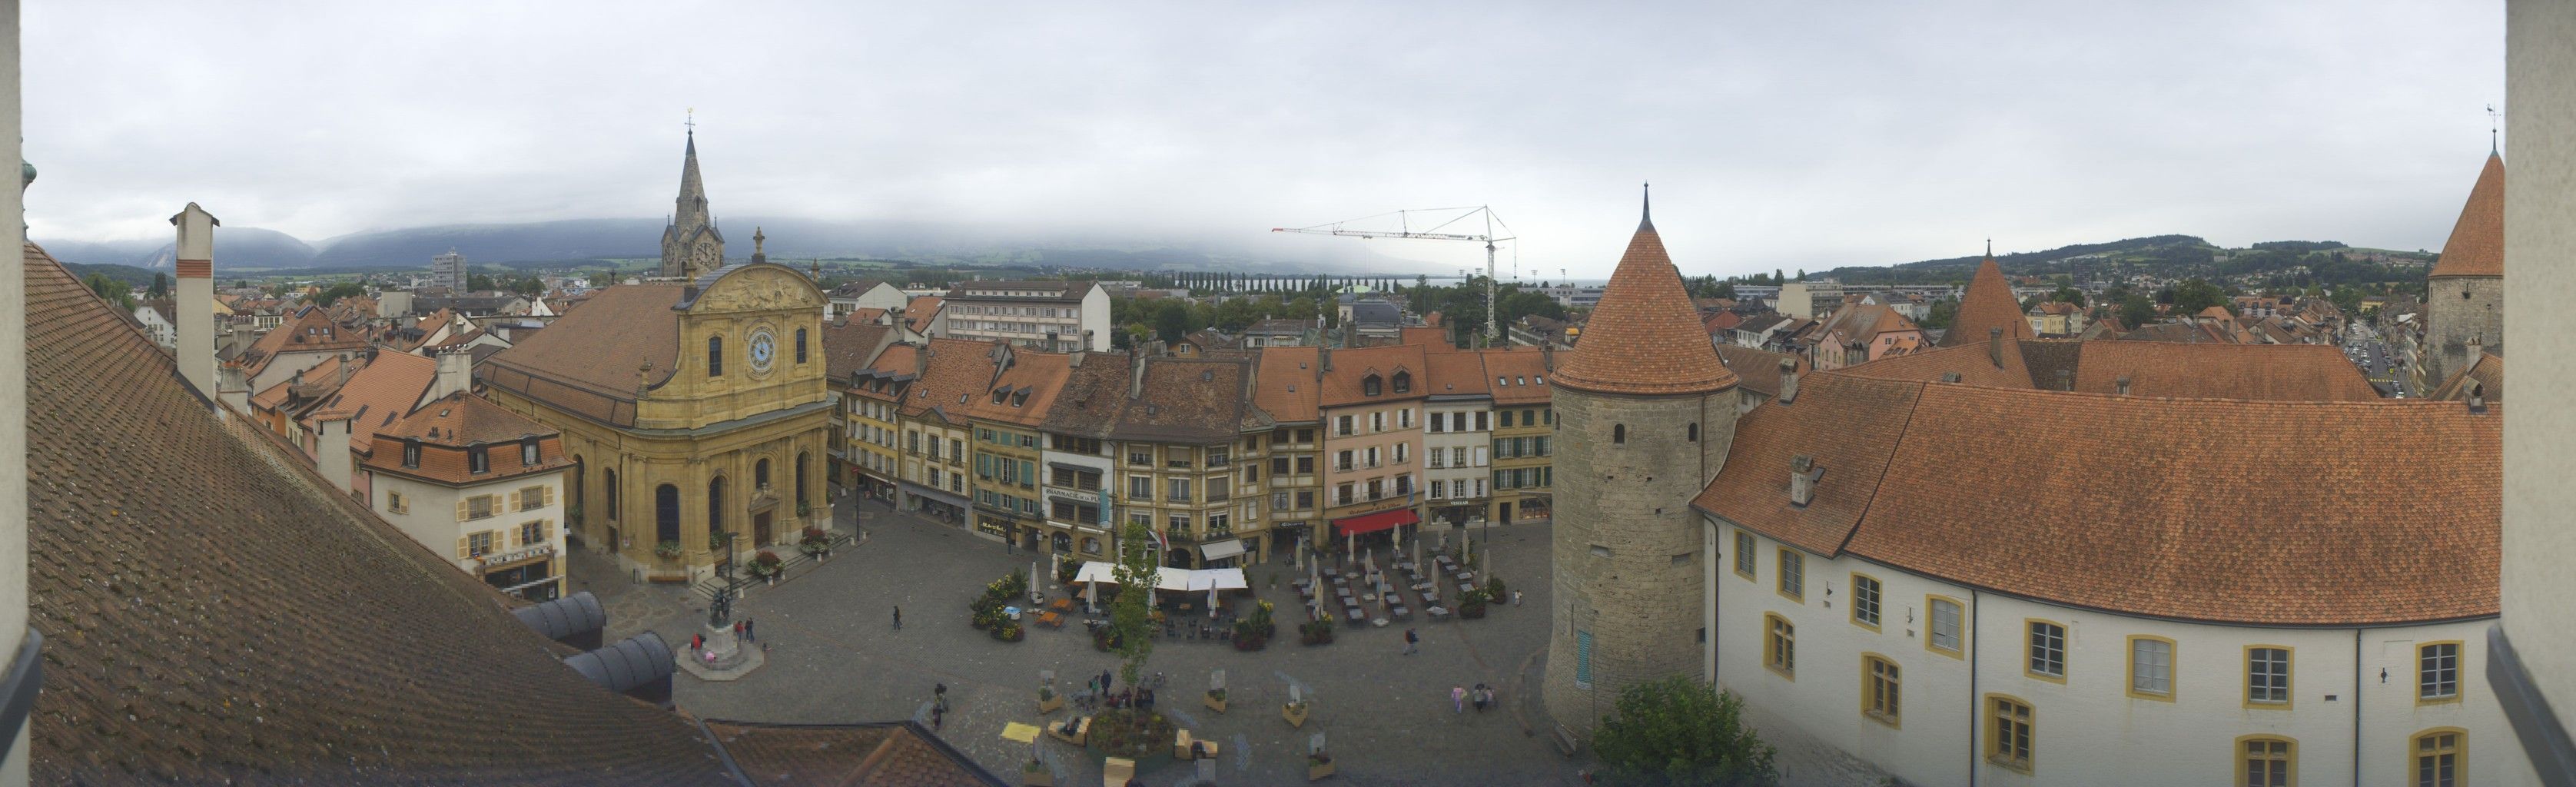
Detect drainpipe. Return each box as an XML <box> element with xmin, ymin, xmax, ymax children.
<box><xmin>1968</xmin><ymin>588</ymin><xmax>1980</xmax><ymax>787</ymax></box>
<box><xmin>2354</xmin><ymin>628</ymin><xmax>2362</xmax><ymax>787</ymax></box>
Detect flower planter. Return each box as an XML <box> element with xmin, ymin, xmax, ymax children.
<box><xmin>1308</xmin><ymin>759</ymin><xmax>1336</xmax><ymax>781</ymax></box>
<box><xmin>1020</xmin><ymin>770</ymin><xmax>1053</xmax><ymax>787</ymax></box>
<box><xmin>1203</xmin><ymin>692</ymin><xmax>1227</xmax><ymax>713</ymax></box>
<box><xmin>1282</xmin><ymin>703</ymin><xmax>1309</xmax><ymax>728</ymax></box>
<box><xmin>1037</xmin><ymin>693</ymin><xmax>1065</xmax><ymax>715</ymax></box>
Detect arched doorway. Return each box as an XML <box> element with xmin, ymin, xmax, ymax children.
<box><xmin>1165</xmin><ymin>548</ymin><xmax>1194</xmax><ymax>568</ymax></box>
<box><xmin>654</xmin><ymin>483</ymin><xmax>680</xmax><ymax>550</ymax></box>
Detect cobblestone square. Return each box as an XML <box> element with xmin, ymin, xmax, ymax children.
<box><xmin>574</xmin><ymin>502</ymin><xmax>1587</xmax><ymax>786</ymax></box>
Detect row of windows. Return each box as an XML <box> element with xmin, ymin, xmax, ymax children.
<box><xmin>1427</xmin><ymin>478</ymin><xmax>1488</xmax><ymax>500</ymax></box>
<box><xmin>1333</xmin><ymin>443</ymin><xmax>1410</xmax><ymax>470</ymax></box>
<box><xmin>1492</xmin><ymin>467</ymin><xmax>1551</xmax><ymax>490</ymax></box>
<box><xmin>1736</xmin><ymin>530</ymin><xmax>2465</xmax><ymax>710</ymax></box>
<box><xmin>457</xmin><ymin>519</ymin><xmax>553</xmax><ymax>560</ymax></box>
<box><xmin>1332</xmin><ymin>475</ymin><xmax>1414</xmax><ymax>505</ymax></box>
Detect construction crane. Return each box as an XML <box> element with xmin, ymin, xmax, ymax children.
<box><xmin>1272</xmin><ymin>205</ymin><xmax>1515</xmax><ymax>347</ymax></box>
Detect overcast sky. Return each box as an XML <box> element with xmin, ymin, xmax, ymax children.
<box><xmin>26</xmin><ymin>1</ymin><xmax>2503</xmax><ymax>277</ymax></box>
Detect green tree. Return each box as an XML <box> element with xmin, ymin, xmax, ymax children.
<box><xmin>1592</xmin><ymin>676</ymin><xmax>1778</xmax><ymax>787</ymax></box>
<box><xmin>2118</xmin><ymin>294</ymin><xmax>2158</xmax><ymax>327</ymax></box>
<box><xmin>1214</xmin><ymin>297</ymin><xmax>1258</xmax><ymax>333</ymax></box>
<box><xmin>1107</xmin><ymin>516</ymin><xmax>1158</xmax><ymax>687</ymax></box>
<box><xmin>314</xmin><ymin>281</ymin><xmax>369</xmax><ymax>307</ymax></box>
<box><xmin>1920</xmin><ymin>298</ymin><xmax>1957</xmax><ymax>329</ymax></box>
<box><xmin>2050</xmin><ymin>286</ymin><xmax>2083</xmax><ymax>304</ymax></box>
<box><xmin>83</xmin><ymin>273</ymin><xmax>134</xmax><ymax>311</ymax></box>
<box><xmin>1153</xmin><ymin>301</ymin><xmax>1193</xmax><ymax>344</ymax></box>
<box><xmin>148</xmin><ymin>271</ymin><xmax>170</xmax><ymax>299</ymax></box>
<box><xmin>2169</xmin><ymin>278</ymin><xmax>2226</xmax><ymax>314</ymax></box>
<box><xmin>467</xmin><ymin>273</ymin><xmax>495</xmax><ymax>292</ymax></box>
<box><xmin>1714</xmin><ymin>281</ymin><xmax>1736</xmax><ymax>301</ymax></box>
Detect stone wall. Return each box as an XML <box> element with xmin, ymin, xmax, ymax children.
<box><xmin>1542</xmin><ymin>385</ymin><xmax>1735</xmax><ymax>732</ymax></box>
<box><xmin>2425</xmin><ymin>274</ymin><xmax>2504</xmax><ymax>384</ymax></box>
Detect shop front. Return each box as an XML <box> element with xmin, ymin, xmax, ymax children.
<box><xmin>1328</xmin><ymin>506</ymin><xmax>1419</xmax><ymax>555</ymax></box>
<box><xmin>479</xmin><ymin>544</ymin><xmax>561</xmax><ymax>602</ymax></box>
<box><xmin>905</xmin><ymin>483</ymin><xmax>968</xmax><ymax>526</ymax></box>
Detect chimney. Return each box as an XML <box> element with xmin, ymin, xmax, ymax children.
<box><xmin>427</xmin><ymin>347</ymin><xmax>474</xmax><ymax>402</ymax></box>
<box><xmin>1986</xmin><ymin>327</ymin><xmax>2004</xmax><ymax>367</ymax></box>
<box><xmin>170</xmin><ymin>203</ymin><xmax>220</xmax><ymax>399</ymax></box>
<box><xmin>1319</xmin><ymin>346</ymin><xmax>1333</xmax><ymax>372</ymax></box>
<box><xmin>1776</xmin><ymin>358</ymin><xmax>1800</xmax><ymax>404</ymax></box>
<box><xmin>2116</xmin><ymin>376</ymin><xmax>2133</xmax><ymax>396</ymax></box>
<box><xmin>2055</xmin><ymin>369</ymin><xmax>2072</xmax><ymax>391</ymax></box>
<box><xmin>1130</xmin><ymin>354</ymin><xmax>1150</xmax><ymax>399</ymax></box>
<box><xmin>915</xmin><ymin>344</ymin><xmax>930</xmax><ymax>379</ymax></box>
<box><xmin>315</xmin><ymin>416</ymin><xmax>356</xmax><ymax>493</ymax></box>
<box><xmin>1539</xmin><ymin>343</ymin><xmax>1555</xmax><ymax>370</ymax></box>
<box><xmin>2469</xmin><ymin>384</ymin><xmax>2488</xmax><ymax>414</ymax></box>
<box><xmin>1082</xmin><ymin>328</ymin><xmax>1096</xmax><ymax>352</ymax></box>
<box><xmin>1788</xmin><ymin>455</ymin><xmax>1821</xmax><ymax>506</ymax></box>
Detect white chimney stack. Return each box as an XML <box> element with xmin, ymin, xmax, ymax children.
<box><xmin>426</xmin><ymin>347</ymin><xmax>474</xmax><ymax>403</ymax></box>
<box><xmin>169</xmin><ymin>203</ymin><xmax>219</xmax><ymax>400</ymax></box>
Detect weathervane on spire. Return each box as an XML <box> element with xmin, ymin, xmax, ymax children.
<box><xmin>1638</xmin><ymin>181</ymin><xmax>1653</xmax><ymax>230</ymax></box>
<box><xmin>1985</xmin><ymin>237</ymin><xmax>1993</xmax><ymax>257</ymax></box>
<box><xmin>686</xmin><ymin>108</ymin><xmax>695</xmax><ymax>135</ymax></box>
<box><xmin>2488</xmin><ymin>104</ymin><xmax>2500</xmax><ymax>154</ymax></box>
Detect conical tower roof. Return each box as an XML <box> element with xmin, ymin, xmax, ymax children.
<box><xmin>2429</xmin><ymin>153</ymin><xmax>2504</xmax><ymax>279</ymax></box>
<box><xmin>1555</xmin><ymin>197</ymin><xmax>1736</xmax><ymax>396</ymax></box>
<box><xmin>1938</xmin><ymin>255</ymin><xmax>2035</xmax><ymax>347</ymax></box>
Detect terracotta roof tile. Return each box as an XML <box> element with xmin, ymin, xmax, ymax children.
<box><xmin>1714</xmin><ymin>344</ymin><xmax>1806</xmax><ymax>399</ymax></box>
<box><xmin>480</xmin><ymin>284</ymin><xmax>685</xmax><ymax>425</ymax></box>
<box><xmin>958</xmin><ymin>347</ymin><xmax>1071</xmax><ymax>427</ymax></box>
<box><xmin>21</xmin><ymin>242</ymin><xmax>739</xmax><ymax>783</ymax></box>
<box><xmin>1555</xmin><ymin>221</ymin><xmax>1734</xmax><ymax>395</ymax></box>
<box><xmin>301</xmin><ymin>350</ymin><xmax>437</xmax><ymax>447</ymax></box>
<box><xmin>1697</xmin><ymin>372</ymin><xmax>2498</xmax><ymax>626</ymax></box>
<box><xmin>904</xmin><ymin>296</ymin><xmax>944</xmax><ymax>334</ymax></box>
<box><xmin>821</xmin><ymin>318</ymin><xmax>895</xmax><ymax>382</ymax></box>
<box><xmin>1316</xmin><ymin>344</ymin><xmax>1428</xmax><ymax>407</ymax></box>
<box><xmin>1480</xmin><ymin>347</ymin><xmax>1555</xmax><ymax>405</ymax></box>
<box><xmin>2429</xmin><ymin>153</ymin><xmax>2505</xmax><ymax>278</ymax></box>
<box><xmin>360</xmin><ymin>392</ymin><xmax>573</xmax><ymax>485</ymax></box>
<box><xmin>1252</xmin><ymin>346</ymin><xmax>1322</xmax><ymax>422</ymax></box>
<box><xmin>2432</xmin><ymin>351</ymin><xmax>2504</xmax><ymax>403</ymax></box>
<box><xmin>1422</xmin><ymin>350</ymin><xmax>1494</xmax><ymax>397</ymax></box>
<box><xmin>1938</xmin><ymin>257</ymin><xmax>2035</xmax><ymax>347</ymax></box>
<box><xmin>1838</xmin><ymin>338</ymin><xmax>2378</xmax><ymax>401</ymax></box>
<box><xmin>1114</xmin><ymin>357</ymin><xmax>1257</xmax><ymax>443</ymax></box>
<box><xmin>702</xmin><ymin>720</ymin><xmax>1003</xmax><ymax>786</ymax></box>
<box><xmin>1040</xmin><ymin>353</ymin><xmax>1134</xmax><ymax>437</ymax></box>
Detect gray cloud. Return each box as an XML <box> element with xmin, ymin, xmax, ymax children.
<box><xmin>25</xmin><ymin>0</ymin><xmax>2502</xmax><ymax>277</ymax></box>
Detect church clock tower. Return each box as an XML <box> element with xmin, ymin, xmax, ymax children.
<box><xmin>659</xmin><ymin>126</ymin><xmax>726</xmax><ymax>278</ymax></box>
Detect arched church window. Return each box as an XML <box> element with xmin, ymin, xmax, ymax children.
<box><xmin>1688</xmin><ymin>423</ymin><xmax>1700</xmax><ymax>442</ymax></box>
<box><xmin>796</xmin><ymin>328</ymin><xmax>809</xmax><ymax>364</ymax></box>
<box><xmin>708</xmin><ymin>336</ymin><xmax>724</xmax><ymax>376</ymax></box>
<box><xmin>1614</xmin><ymin>424</ymin><xmax>1626</xmax><ymax>444</ymax></box>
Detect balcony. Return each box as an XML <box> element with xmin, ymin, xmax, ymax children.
<box><xmin>1167</xmin><ymin>493</ymin><xmax>1193</xmax><ymax>503</ymax></box>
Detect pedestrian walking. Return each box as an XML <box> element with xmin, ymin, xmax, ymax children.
<box><xmin>1511</xmin><ymin>589</ymin><xmax>1523</xmax><ymax>606</ymax></box>
<box><xmin>1403</xmin><ymin>628</ymin><xmax>1419</xmax><ymax>656</ymax></box>
<box><xmin>934</xmin><ymin>682</ymin><xmax>950</xmax><ymax>712</ymax></box>
<box><xmin>931</xmin><ymin>705</ymin><xmax>944</xmax><ymax>731</ymax></box>
<box><xmin>894</xmin><ymin>606</ymin><xmax>903</xmax><ymax>629</ymax></box>
<box><xmin>1101</xmin><ymin>669</ymin><xmax>1114</xmax><ymax>695</ymax></box>
<box><xmin>732</xmin><ymin>620</ymin><xmax>744</xmax><ymax>639</ymax></box>
<box><xmin>1451</xmin><ymin>685</ymin><xmax>1466</xmax><ymax>713</ymax></box>
<box><xmin>744</xmin><ymin>619</ymin><xmax>755</xmax><ymax>643</ymax></box>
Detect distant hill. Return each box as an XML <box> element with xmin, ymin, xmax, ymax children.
<box><xmin>36</xmin><ymin>217</ymin><xmax>1415</xmax><ymax>276</ymax></box>
<box><xmin>1823</xmin><ymin>234</ymin><xmax>2427</xmax><ymax>287</ymax></box>
<box><xmin>60</xmin><ymin>261</ymin><xmax>159</xmax><ymax>291</ymax></box>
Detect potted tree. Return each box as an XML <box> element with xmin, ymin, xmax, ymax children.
<box><xmin>1037</xmin><ymin>685</ymin><xmax>1064</xmax><ymax>714</ymax></box>
<box><xmin>1203</xmin><ymin>687</ymin><xmax>1227</xmax><ymax>713</ymax></box>
<box><xmin>1459</xmin><ymin>587</ymin><xmax>1488</xmax><ymax>619</ymax></box>
<box><xmin>1307</xmin><ymin>751</ymin><xmax>1335</xmax><ymax>781</ymax></box>
<box><xmin>1020</xmin><ymin>758</ymin><xmax>1053</xmax><ymax>787</ymax></box>
<box><xmin>1483</xmin><ymin>576</ymin><xmax>1507</xmax><ymax>609</ymax></box>
<box><xmin>1282</xmin><ymin>698</ymin><xmax>1310</xmax><ymax>728</ymax></box>
<box><xmin>1300</xmin><ymin>615</ymin><xmax>1336</xmax><ymax>646</ymax></box>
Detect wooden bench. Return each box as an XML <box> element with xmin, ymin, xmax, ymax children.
<box><xmin>1047</xmin><ymin>716</ymin><xmax>1090</xmax><ymax>745</ymax></box>
<box><xmin>1037</xmin><ymin>610</ymin><xmax>1064</xmax><ymax>628</ymax></box>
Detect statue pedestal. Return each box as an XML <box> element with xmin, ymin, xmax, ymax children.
<box><xmin>676</xmin><ymin>623</ymin><xmax>765</xmax><ymax>681</ymax></box>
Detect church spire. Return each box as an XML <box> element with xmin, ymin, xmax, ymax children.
<box><xmin>1638</xmin><ymin>182</ymin><xmax>1654</xmax><ymax>232</ymax></box>
<box><xmin>659</xmin><ymin>119</ymin><xmax>726</xmax><ymax>277</ymax></box>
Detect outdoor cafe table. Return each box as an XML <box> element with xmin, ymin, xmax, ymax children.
<box><xmin>1345</xmin><ymin>606</ymin><xmax>1366</xmax><ymax>623</ymax></box>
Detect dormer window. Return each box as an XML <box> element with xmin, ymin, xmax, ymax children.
<box><xmin>468</xmin><ymin>446</ymin><xmax>490</xmax><ymax>474</ymax></box>
<box><xmin>1363</xmin><ymin>374</ymin><xmax>1383</xmax><ymax>397</ymax></box>
<box><xmin>401</xmin><ymin>439</ymin><xmax>421</xmax><ymax>469</ymax></box>
<box><xmin>993</xmin><ymin>389</ymin><xmax>1008</xmax><ymax>404</ymax></box>
<box><xmin>1013</xmin><ymin>391</ymin><xmax>1030</xmax><ymax>407</ymax></box>
<box><xmin>521</xmin><ymin>437</ymin><xmax>540</xmax><ymax>466</ymax></box>
<box><xmin>1392</xmin><ymin>371</ymin><xmax>1412</xmax><ymax>394</ymax></box>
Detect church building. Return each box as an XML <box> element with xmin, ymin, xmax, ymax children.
<box><xmin>660</xmin><ymin>128</ymin><xmax>727</xmax><ymax>279</ymax></box>
<box><xmin>479</xmin><ymin>131</ymin><xmax>835</xmax><ymax>581</ymax></box>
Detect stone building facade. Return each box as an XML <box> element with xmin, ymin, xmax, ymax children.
<box><xmin>1542</xmin><ymin>204</ymin><xmax>1741</xmax><ymax>732</ymax></box>
<box><xmin>479</xmin><ymin>262</ymin><xmax>835</xmax><ymax>582</ymax></box>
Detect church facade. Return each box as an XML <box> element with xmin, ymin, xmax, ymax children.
<box><xmin>479</xmin><ymin>134</ymin><xmax>833</xmax><ymax>581</ymax></box>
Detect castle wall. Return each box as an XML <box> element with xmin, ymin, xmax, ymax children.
<box><xmin>1542</xmin><ymin>384</ymin><xmax>1734</xmax><ymax>732</ymax></box>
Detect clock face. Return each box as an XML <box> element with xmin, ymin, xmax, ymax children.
<box><xmin>748</xmin><ymin>329</ymin><xmax>777</xmax><ymax>374</ymax></box>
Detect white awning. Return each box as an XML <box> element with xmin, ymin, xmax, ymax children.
<box><xmin>1199</xmin><ymin>539</ymin><xmax>1247</xmax><ymax>561</ymax></box>
<box><xmin>1206</xmin><ymin>567</ymin><xmax>1248</xmax><ymax>590</ymax></box>
<box><xmin>1156</xmin><ymin>566</ymin><xmax>1194</xmax><ymax>592</ymax></box>
<box><xmin>1073</xmin><ymin>561</ymin><xmax>1120</xmax><ymax>585</ymax></box>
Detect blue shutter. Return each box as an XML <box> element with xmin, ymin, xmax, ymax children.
<box><xmin>1576</xmin><ymin>630</ymin><xmax>1594</xmax><ymax>687</ymax></box>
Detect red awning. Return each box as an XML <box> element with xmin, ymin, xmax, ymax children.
<box><xmin>1331</xmin><ymin>508</ymin><xmax>1419</xmax><ymax>536</ymax></box>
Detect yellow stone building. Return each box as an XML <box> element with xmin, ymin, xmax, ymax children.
<box><xmin>480</xmin><ymin>261</ymin><xmax>835</xmax><ymax>581</ymax></box>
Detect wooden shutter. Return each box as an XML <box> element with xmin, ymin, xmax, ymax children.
<box><xmin>456</xmin><ymin>498</ymin><xmax>469</xmax><ymax>521</ymax></box>
<box><xmin>508</xmin><ymin>491</ymin><xmax>522</xmax><ymax>511</ymax></box>
<box><xmin>456</xmin><ymin>536</ymin><xmax>470</xmax><ymax>560</ymax></box>
<box><xmin>543</xmin><ymin>486</ymin><xmax>556</xmax><ymax>506</ymax></box>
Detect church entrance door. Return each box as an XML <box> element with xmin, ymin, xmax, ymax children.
<box><xmin>753</xmin><ymin>512</ymin><xmax>772</xmax><ymax>547</ymax></box>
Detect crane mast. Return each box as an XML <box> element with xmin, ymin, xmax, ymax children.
<box><xmin>1272</xmin><ymin>205</ymin><xmax>1514</xmax><ymax>347</ymax></box>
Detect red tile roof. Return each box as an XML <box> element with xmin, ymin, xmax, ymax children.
<box><xmin>1252</xmin><ymin>346</ymin><xmax>1322</xmax><ymax>422</ymax></box>
<box><xmin>1316</xmin><ymin>344</ymin><xmax>1428</xmax><ymax>407</ymax></box>
<box><xmin>1697</xmin><ymin>374</ymin><xmax>2498</xmax><ymax>626</ymax></box>
<box><xmin>1835</xmin><ymin>338</ymin><xmax>2378</xmax><ymax>401</ymax></box>
<box><xmin>360</xmin><ymin>391</ymin><xmax>573</xmax><ymax>485</ymax></box>
<box><xmin>20</xmin><ymin>242</ymin><xmax>744</xmax><ymax>783</ymax></box>
<box><xmin>1939</xmin><ymin>257</ymin><xmax>2034</xmax><ymax>347</ymax></box>
<box><xmin>1555</xmin><ymin>220</ymin><xmax>1734</xmax><ymax>395</ymax></box>
<box><xmin>2429</xmin><ymin>152</ymin><xmax>2505</xmax><ymax>278</ymax></box>
<box><xmin>904</xmin><ymin>296</ymin><xmax>944</xmax><ymax>333</ymax></box>
<box><xmin>302</xmin><ymin>350</ymin><xmax>438</xmax><ymax>448</ymax></box>
<box><xmin>1714</xmin><ymin>344</ymin><xmax>1805</xmax><ymax>399</ymax></box>
<box><xmin>479</xmin><ymin>284</ymin><xmax>685</xmax><ymax>427</ymax></box>
<box><xmin>1481</xmin><ymin>347</ymin><xmax>1555</xmax><ymax>406</ymax></box>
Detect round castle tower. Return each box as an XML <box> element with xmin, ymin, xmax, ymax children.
<box><xmin>1542</xmin><ymin>194</ymin><xmax>1739</xmax><ymax>731</ymax></box>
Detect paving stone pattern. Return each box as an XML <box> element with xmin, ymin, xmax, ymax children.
<box><xmin>573</xmin><ymin>500</ymin><xmax>1613</xmax><ymax>785</ymax></box>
